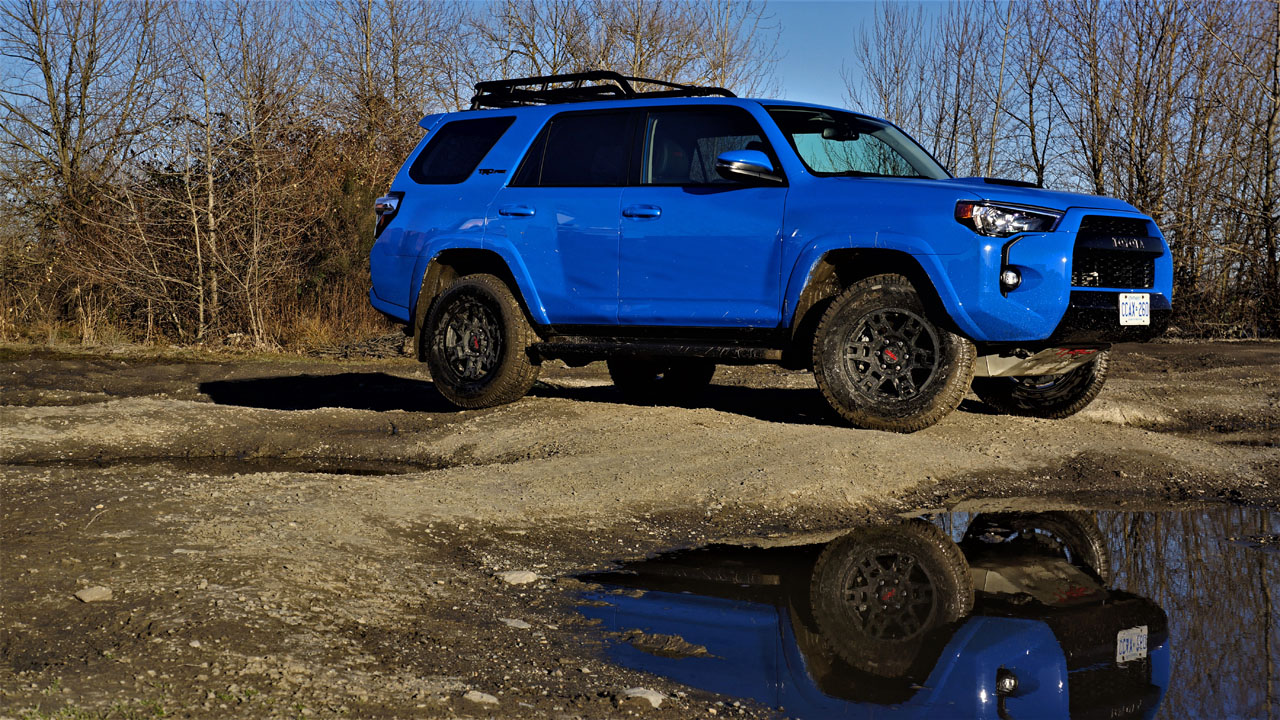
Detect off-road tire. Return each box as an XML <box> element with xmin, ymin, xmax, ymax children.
<box><xmin>962</xmin><ymin>511</ymin><xmax>1112</xmax><ymax>584</ymax></box>
<box><xmin>813</xmin><ymin>274</ymin><xmax>975</xmax><ymax>432</ymax></box>
<box><xmin>606</xmin><ymin>357</ymin><xmax>716</xmax><ymax>404</ymax></box>
<box><xmin>809</xmin><ymin>520</ymin><xmax>973</xmax><ymax>677</ymax></box>
<box><xmin>423</xmin><ymin>273</ymin><xmax>540</xmax><ymax>408</ymax></box>
<box><xmin>971</xmin><ymin>352</ymin><xmax>1109</xmax><ymax>419</ymax></box>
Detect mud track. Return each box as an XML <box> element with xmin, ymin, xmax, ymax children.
<box><xmin>1</xmin><ymin>341</ymin><xmax>1277</xmax><ymax>718</ymax></box>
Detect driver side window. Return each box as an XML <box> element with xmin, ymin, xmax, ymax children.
<box><xmin>642</xmin><ymin>108</ymin><xmax>771</xmax><ymax>186</ymax></box>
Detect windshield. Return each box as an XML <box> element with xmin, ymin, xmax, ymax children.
<box><xmin>765</xmin><ymin>106</ymin><xmax>949</xmax><ymax>180</ymax></box>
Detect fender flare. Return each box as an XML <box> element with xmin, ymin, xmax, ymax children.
<box><xmin>409</xmin><ymin>239</ymin><xmax>550</xmax><ymax>327</ymax></box>
<box><xmin>782</xmin><ymin>236</ymin><xmax>981</xmax><ymax>339</ymax></box>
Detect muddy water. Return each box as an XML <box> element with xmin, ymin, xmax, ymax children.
<box><xmin>578</xmin><ymin>505</ymin><xmax>1279</xmax><ymax>720</ymax></box>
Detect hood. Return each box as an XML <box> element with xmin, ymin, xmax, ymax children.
<box><xmin>947</xmin><ymin>176</ymin><xmax>1140</xmax><ymax>214</ymax></box>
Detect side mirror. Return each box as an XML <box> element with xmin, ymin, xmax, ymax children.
<box><xmin>715</xmin><ymin>150</ymin><xmax>782</xmax><ymax>184</ymax></box>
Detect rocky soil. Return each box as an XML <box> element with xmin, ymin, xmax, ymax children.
<box><xmin>1</xmin><ymin>340</ymin><xmax>1276</xmax><ymax>718</ymax></box>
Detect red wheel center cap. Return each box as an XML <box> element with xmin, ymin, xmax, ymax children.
<box><xmin>883</xmin><ymin>349</ymin><xmax>899</xmax><ymax>363</ymax></box>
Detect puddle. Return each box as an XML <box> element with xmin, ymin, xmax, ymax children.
<box><xmin>577</xmin><ymin>505</ymin><xmax>1279</xmax><ymax>719</ymax></box>
<box><xmin>14</xmin><ymin>455</ymin><xmax>446</xmax><ymax>476</ymax></box>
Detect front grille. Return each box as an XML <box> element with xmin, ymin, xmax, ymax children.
<box><xmin>1074</xmin><ymin>215</ymin><xmax>1156</xmax><ymax>289</ymax></box>
<box><xmin>1072</xmin><ymin>249</ymin><xmax>1154</xmax><ymax>288</ymax></box>
<box><xmin>1078</xmin><ymin>215</ymin><xmax>1150</xmax><ymax>237</ymax></box>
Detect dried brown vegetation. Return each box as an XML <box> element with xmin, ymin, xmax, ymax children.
<box><xmin>0</xmin><ymin>0</ymin><xmax>778</xmax><ymax>348</ymax></box>
<box><xmin>1</xmin><ymin>0</ymin><xmax>1274</xmax><ymax>348</ymax></box>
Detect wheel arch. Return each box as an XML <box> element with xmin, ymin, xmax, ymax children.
<box><xmin>411</xmin><ymin>248</ymin><xmax>545</xmax><ymax>331</ymax></box>
<box><xmin>786</xmin><ymin>249</ymin><xmax>957</xmax><ymax>362</ymax></box>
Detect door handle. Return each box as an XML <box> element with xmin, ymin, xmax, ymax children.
<box><xmin>622</xmin><ymin>204</ymin><xmax>662</xmax><ymax>219</ymax></box>
<box><xmin>499</xmin><ymin>204</ymin><xmax>535</xmax><ymax>217</ymax></box>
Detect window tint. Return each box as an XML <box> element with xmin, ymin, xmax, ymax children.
<box><xmin>409</xmin><ymin>116</ymin><xmax>514</xmax><ymax>184</ymax></box>
<box><xmin>643</xmin><ymin>108</ymin><xmax>770</xmax><ymax>185</ymax></box>
<box><xmin>512</xmin><ymin>111</ymin><xmax>631</xmax><ymax>187</ymax></box>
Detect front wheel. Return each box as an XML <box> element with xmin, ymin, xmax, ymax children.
<box><xmin>813</xmin><ymin>274</ymin><xmax>975</xmax><ymax>432</ymax></box>
<box><xmin>423</xmin><ymin>273</ymin><xmax>540</xmax><ymax>408</ymax></box>
<box><xmin>971</xmin><ymin>351</ymin><xmax>1109</xmax><ymax>419</ymax></box>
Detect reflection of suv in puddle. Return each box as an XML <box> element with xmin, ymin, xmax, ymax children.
<box><xmin>579</xmin><ymin>512</ymin><xmax>1170</xmax><ymax>719</ymax></box>
<box><xmin>370</xmin><ymin>72</ymin><xmax>1172</xmax><ymax>431</ymax></box>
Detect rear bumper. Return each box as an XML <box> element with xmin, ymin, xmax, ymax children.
<box><xmin>1046</xmin><ymin>291</ymin><xmax>1171</xmax><ymax>345</ymax></box>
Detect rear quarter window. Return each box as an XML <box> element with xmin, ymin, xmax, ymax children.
<box><xmin>409</xmin><ymin>116</ymin><xmax>515</xmax><ymax>184</ymax></box>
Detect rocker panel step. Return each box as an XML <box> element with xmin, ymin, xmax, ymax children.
<box><xmin>533</xmin><ymin>337</ymin><xmax>783</xmax><ymax>362</ymax></box>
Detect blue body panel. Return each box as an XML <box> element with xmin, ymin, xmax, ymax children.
<box><xmin>369</xmin><ymin>97</ymin><xmax>1173</xmax><ymax>342</ymax></box>
<box><xmin>618</xmin><ymin>185</ymin><xmax>787</xmax><ymax>326</ymax></box>
<box><xmin>580</xmin><ymin>589</ymin><xmax>1171</xmax><ymax>719</ymax></box>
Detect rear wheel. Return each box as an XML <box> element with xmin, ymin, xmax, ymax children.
<box><xmin>423</xmin><ymin>273</ymin><xmax>540</xmax><ymax>408</ymax></box>
<box><xmin>809</xmin><ymin>520</ymin><xmax>973</xmax><ymax>677</ymax></box>
<box><xmin>813</xmin><ymin>274</ymin><xmax>974</xmax><ymax>432</ymax></box>
<box><xmin>606</xmin><ymin>357</ymin><xmax>716</xmax><ymax>404</ymax></box>
<box><xmin>971</xmin><ymin>352</ymin><xmax>1109</xmax><ymax>419</ymax></box>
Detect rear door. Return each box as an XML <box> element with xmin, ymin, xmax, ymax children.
<box><xmin>485</xmin><ymin>109</ymin><xmax>637</xmax><ymax>324</ymax></box>
<box><xmin>617</xmin><ymin>106</ymin><xmax>788</xmax><ymax>327</ymax></box>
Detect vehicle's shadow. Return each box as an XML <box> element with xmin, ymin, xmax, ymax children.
<box><xmin>528</xmin><ymin>383</ymin><xmax>838</xmax><ymax>426</ymax></box>
<box><xmin>200</xmin><ymin>372</ymin><xmax>455</xmax><ymax>412</ymax></box>
<box><xmin>957</xmin><ymin>398</ymin><xmax>999</xmax><ymax>415</ymax></box>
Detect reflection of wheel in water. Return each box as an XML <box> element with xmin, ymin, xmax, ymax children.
<box><xmin>962</xmin><ymin>511</ymin><xmax>1111</xmax><ymax>584</ymax></box>
<box><xmin>809</xmin><ymin>521</ymin><xmax>973</xmax><ymax>677</ymax></box>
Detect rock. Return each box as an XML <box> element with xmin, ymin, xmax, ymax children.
<box><xmin>497</xmin><ymin>570</ymin><xmax>538</xmax><ymax>585</ymax></box>
<box><xmin>463</xmin><ymin>690</ymin><xmax>499</xmax><ymax>705</ymax></box>
<box><xmin>621</xmin><ymin>688</ymin><xmax>665</xmax><ymax>709</ymax></box>
<box><xmin>499</xmin><ymin>618</ymin><xmax>531</xmax><ymax>629</ymax></box>
<box><xmin>75</xmin><ymin>586</ymin><xmax>112</xmax><ymax>603</ymax></box>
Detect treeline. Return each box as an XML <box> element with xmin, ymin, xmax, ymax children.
<box><xmin>2</xmin><ymin>1</ymin><xmax>1276</xmax><ymax>348</ymax></box>
<box><xmin>0</xmin><ymin>0</ymin><xmax>777</xmax><ymax>347</ymax></box>
<box><xmin>848</xmin><ymin>0</ymin><xmax>1280</xmax><ymax>336</ymax></box>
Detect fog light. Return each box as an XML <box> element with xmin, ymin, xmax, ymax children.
<box><xmin>1000</xmin><ymin>267</ymin><xmax>1022</xmax><ymax>292</ymax></box>
<box><xmin>996</xmin><ymin>667</ymin><xmax>1019</xmax><ymax>696</ymax></box>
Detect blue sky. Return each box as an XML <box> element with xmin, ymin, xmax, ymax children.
<box><xmin>769</xmin><ymin>0</ymin><xmax>883</xmax><ymax>108</ymax></box>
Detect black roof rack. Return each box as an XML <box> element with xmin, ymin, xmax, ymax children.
<box><xmin>469</xmin><ymin>71</ymin><xmax>735</xmax><ymax>110</ymax></box>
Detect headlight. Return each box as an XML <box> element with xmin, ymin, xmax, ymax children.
<box><xmin>955</xmin><ymin>201</ymin><xmax>1062</xmax><ymax>237</ymax></box>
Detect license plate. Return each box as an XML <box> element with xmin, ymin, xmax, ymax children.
<box><xmin>1116</xmin><ymin>625</ymin><xmax>1148</xmax><ymax>663</ymax></box>
<box><xmin>1119</xmin><ymin>293</ymin><xmax>1150</xmax><ymax>326</ymax></box>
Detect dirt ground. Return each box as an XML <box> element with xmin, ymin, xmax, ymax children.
<box><xmin>1</xmin><ymin>339</ymin><xmax>1277</xmax><ymax>719</ymax></box>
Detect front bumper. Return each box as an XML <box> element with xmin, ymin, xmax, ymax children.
<box><xmin>934</xmin><ymin>208</ymin><xmax>1174</xmax><ymax>344</ymax></box>
<box><xmin>1046</xmin><ymin>291</ymin><xmax>1171</xmax><ymax>345</ymax></box>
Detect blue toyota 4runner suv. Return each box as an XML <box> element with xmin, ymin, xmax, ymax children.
<box><xmin>370</xmin><ymin>72</ymin><xmax>1172</xmax><ymax>432</ymax></box>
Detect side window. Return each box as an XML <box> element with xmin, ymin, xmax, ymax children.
<box><xmin>643</xmin><ymin>108</ymin><xmax>772</xmax><ymax>185</ymax></box>
<box><xmin>511</xmin><ymin>111</ymin><xmax>631</xmax><ymax>187</ymax></box>
<box><xmin>409</xmin><ymin>116</ymin><xmax>515</xmax><ymax>184</ymax></box>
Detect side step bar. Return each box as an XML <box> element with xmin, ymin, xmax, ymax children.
<box><xmin>533</xmin><ymin>336</ymin><xmax>784</xmax><ymax>363</ymax></box>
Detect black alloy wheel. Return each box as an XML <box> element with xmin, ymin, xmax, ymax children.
<box><xmin>423</xmin><ymin>273</ymin><xmax>540</xmax><ymax>408</ymax></box>
<box><xmin>438</xmin><ymin>295</ymin><xmax>502</xmax><ymax>383</ymax></box>
<box><xmin>842</xmin><ymin>307</ymin><xmax>941</xmax><ymax>405</ymax></box>
<box><xmin>813</xmin><ymin>274</ymin><xmax>974</xmax><ymax>432</ymax></box>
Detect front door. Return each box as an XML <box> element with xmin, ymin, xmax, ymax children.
<box><xmin>617</xmin><ymin>106</ymin><xmax>788</xmax><ymax>327</ymax></box>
